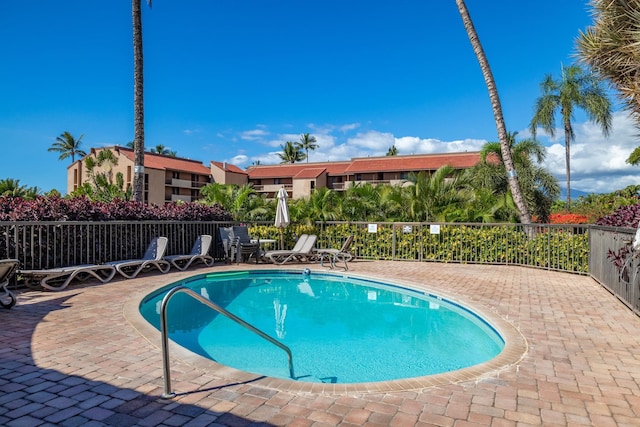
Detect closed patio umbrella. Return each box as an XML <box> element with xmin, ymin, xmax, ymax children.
<box><xmin>274</xmin><ymin>187</ymin><xmax>290</xmax><ymax>249</ymax></box>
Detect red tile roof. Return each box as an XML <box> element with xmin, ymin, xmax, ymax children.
<box><xmin>247</xmin><ymin>162</ymin><xmax>350</xmax><ymax>179</ymax></box>
<box><xmin>211</xmin><ymin>161</ymin><xmax>247</xmax><ymax>175</ymax></box>
<box><xmin>293</xmin><ymin>168</ymin><xmax>327</xmax><ymax>179</ymax></box>
<box><xmin>344</xmin><ymin>152</ymin><xmax>484</xmax><ymax>173</ymax></box>
<box><xmin>115</xmin><ymin>147</ymin><xmax>211</xmax><ymax>175</ymax></box>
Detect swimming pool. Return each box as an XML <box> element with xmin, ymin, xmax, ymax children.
<box><xmin>139</xmin><ymin>269</ymin><xmax>506</xmax><ymax>384</ymax></box>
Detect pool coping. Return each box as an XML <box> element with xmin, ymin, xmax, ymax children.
<box><xmin>123</xmin><ymin>265</ymin><xmax>528</xmax><ymax>395</ymax></box>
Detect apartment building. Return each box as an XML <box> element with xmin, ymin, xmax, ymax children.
<box><xmin>245</xmin><ymin>152</ymin><xmax>486</xmax><ymax>198</ymax></box>
<box><xmin>67</xmin><ymin>146</ymin><xmax>213</xmax><ymax>205</ymax></box>
<box><xmin>69</xmin><ymin>148</ymin><xmax>485</xmax><ymax>203</ymax></box>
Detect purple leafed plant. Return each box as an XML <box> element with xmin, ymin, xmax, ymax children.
<box><xmin>0</xmin><ymin>196</ymin><xmax>232</xmax><ymax>222</ymax></box>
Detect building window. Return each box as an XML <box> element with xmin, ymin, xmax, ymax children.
<box><xmin>274</xmin><ymin>178</ymin><xmax>282</xmax><ymax>185</ymax></box>
<box><xmin>173</xmin><ymin>171</ymin><xmax>180</xmax><ymax>179</ymax></box>
<box><xmin>356</xmin><ymin>174</ymin><xmax>362</xmax><ymax>181</ymax></box>
<box><xmin>400</xmin><ymin>172</ymin><xmax>409</xmax><ymax>180</ymax></box>
<box><xmin>310</xmin><ymin>181</ymin><xmax>315</xmax><ymax>189</ymax></box>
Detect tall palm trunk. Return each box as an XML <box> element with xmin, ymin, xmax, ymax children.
<box><xmin>132</xmin><ymin>0</ymin><xmax>145</xmax><ymax>202</ymax></box>
<box><xmin>455</xmin><ymin>0</ymin><xmax>531</xmax><ymax>224</ymax></box>
<box><xmin>563</xmin><ymin>112</ymin><xmax>572</xmax><ymax>210</ymax></box>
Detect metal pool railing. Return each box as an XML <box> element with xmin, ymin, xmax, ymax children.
<box><xmin>159</xmin><ymin>285</ymin><xmax>295</xmax><ymax>397</ymax></box>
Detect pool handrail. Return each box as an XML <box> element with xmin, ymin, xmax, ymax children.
<box><xmin>159</xmin><ymin>285</ymin><xmax>295</xmax><ymax>398</ymax></box>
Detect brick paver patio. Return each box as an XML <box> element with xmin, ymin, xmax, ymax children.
<box><xmin>1</xmin><ymin>261</ymin><xmax>640</xmax><ymax>426</ymax></box>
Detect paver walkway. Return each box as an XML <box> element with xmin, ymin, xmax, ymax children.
<box><xmin>1</xmin><ymin>261</ymin><xmax>640</xmax><ymax>426</ymax></box>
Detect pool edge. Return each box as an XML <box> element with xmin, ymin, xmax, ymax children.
<box><xmin>122</xmin><ymin>265</ymin><xmax>528</xmax><ymax>395</ymax></box>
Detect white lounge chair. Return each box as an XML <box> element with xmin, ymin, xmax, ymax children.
<box><xmin>106</xmin><ymin>236</ymin><xmax>170</xmax><ymax>279</ymax></box>
<box><xmin>19</xmin><ymin>263</ymin><xmax>116</xmax><ymax>291</ymax></box>
<box><xmin>265</xmin><ymin>235</ymin><xmax>317</xmax><ymax>264</ymax></box>
<box><xmin>315</xmin><ymin>235</ymin><xmax>355</xmax><ymax>270</ymax></box>
<box><xmin>264</xmin><ymin>235</ymin><xmax>308</xmax><ymax>263</ymax></box>
<box><xmin>0</xmin><ymin>259</ymin><xmax>19</xmax><ymax>308</ymax></box>
<box><xmin>165</xmin><ymin>235</ymin><xmax>215</xmax><ymax>271</ymax></box>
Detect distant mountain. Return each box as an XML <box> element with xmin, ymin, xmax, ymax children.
<box><xmin>559</xmin><ymin>188</ymin><xmax>594</xmax><ymax>200</ymax></box>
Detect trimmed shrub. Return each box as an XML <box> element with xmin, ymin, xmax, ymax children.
<box><xmin>0</xmin><ymin>196</ymin><xmax>232</xmax><ymax>222</ymax></box>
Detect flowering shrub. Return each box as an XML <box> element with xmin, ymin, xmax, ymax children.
<box><xmin>595</xmin><ymin>203</ymin><xmax>640</xmax><ymax>228</ymax></box>
<box><xmin>548</xmin><ymin>213</ymin><xmax>589</xmax><ymax>224</ymax></box>
<box><xmin>0</xmin><ymin>196</ymin><xmax>232</xmax><ymax>222</ymax></box>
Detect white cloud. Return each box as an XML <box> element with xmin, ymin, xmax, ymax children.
<box><xmin>539</xmin><ymin>111</ymin><xmax>640</xmax><ymax>193</ymax></box>
<box><xmin>241</xmin><ymin>129</ymin><xmax>269</xmax><ymax>141</ymax></box>
<box><xmin>230</xmin><ymin>112</ymin><xmax>640</xmax><ymax>195</ymax></box>
<box><xmin>228</xmin><ymin>154</ymin><xmax>248</xmax><ymax>165</ymax></box>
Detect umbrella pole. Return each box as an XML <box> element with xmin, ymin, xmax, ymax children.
<box><xmin>279</xmin><ymin>227</ymin><xmax>284</xmax><ymax>249</ymax></box>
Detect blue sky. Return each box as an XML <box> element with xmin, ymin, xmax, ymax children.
<box><xmin>1</xmin><ymin>0</ymin><xmax>638</xmax><ymax>195</ymax></box>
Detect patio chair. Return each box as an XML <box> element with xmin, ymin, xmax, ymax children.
<box><xmin>19</xmin><ymin>263</ymin><xmax>117</xmax><ymax>292</ymax></box>
<box><xmin>106</xmin><ymin>236</ymin><xmax>171</xmax><ymax>279</ymax></box>
<box><xmin>315</xmin><ymin>235</ymin><xmax>355</xmax><ymax>270</ymax></box>
<box><xmin>230</xmin><ymin>226</ymin><xmax>261</xmax><ymax>264</ymax></box>
<box><xmin>265</xmin><ymin>234</ymin><xmax>317</xmax><ymax>265</ymax></box>
<box><xmin>165</xmin><ymin>235</ymin><xmax>215</xmax><ymax>271</ymax></box>
<box><xmin>0</xmin><ymin>259</ymin><xmax>19</xmax><ymax>308</ymax></box>
<box><xmin>217</xmin><ymin>227</ymin><xmax>234</xmax><ymax>263</ymax></box>
<box><xmin>264</xmin><ymin>234</ymin><xmax>308</xmax><ymax>263</ymax></box>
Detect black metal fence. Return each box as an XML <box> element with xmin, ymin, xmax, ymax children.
<box><xmin>1</xmin><ymin>220</ymin><xmax>636</xmax><ymax>316</ymax></box>
<box><xmin>589</xmin><ymin>225</ymin><xmax>640</xmax><ymax>316</ymax></box>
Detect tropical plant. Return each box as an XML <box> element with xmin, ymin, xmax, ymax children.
<box><xmin>200</xmin><ymin>183</ymin><xmax>269</xmax><ymax>221</ymax></box>
<box><xmin>292</xmin><ymin>187</ymin><xmax>340</xmax><ymax>224</ymax></box>
<box><xmin>48</xmin><ymin>131</ymin><xmax>87</xmax><ymax>163</ymax></box>
<box><xmin>530</xmin><ymin>64</ymin><xmax>612</xmax><ymax>211</ymax></box>
<box><xmin>401</xmin><ymin>167</ymin><xmax>473</xmax><ymax>222</ymax></box>
<box><xmin>132</xmin><ymin>0</ymin><xmax>152</xmax><ymax>202</ymax></box>
<box><xmin>473</xmin><ymin>132</ymin><xmax>559</xmax><ymax>223</ymax></box>
<box><xmin>74</xmin><ymin>149</ymin><xmax>130</xmax><ymax>202</ymax></box>
<box><xmin>386</xmin><ymin>145</ymin><xmax>398</xmax><ymax>156</ymax></box>
<box><xmin>296</xmin><ymin>133</ymin><xmax>318</xmax><ymax>163</ymax></box>
<box><xmin>577</xmin><ymin>1</ymin><xmax>640</xmax><ymax>135</ymax></box>
<box><xmin>0</xmin><ymin>178</ymin><xmax>40</xmax><ymax>199</ymax></box>
<box><xmin>277</xmin><ymin>141</ymin><xmax>306</xmax><ymax>164</ymax></box>
<box><xmin>340</xmin><ymin>182</ymin><xmax>384</xmax><ymax>221</ymax></box>
<box><xmin>455</xmin><ymin>0</ymin><xmax>531</xmax><ymax>225</ymax></box>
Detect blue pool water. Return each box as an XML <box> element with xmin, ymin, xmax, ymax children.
<box><xmin>139</xmin><ymin>270</ymin><xmax>504</xmax><ymax>384</ymax></box>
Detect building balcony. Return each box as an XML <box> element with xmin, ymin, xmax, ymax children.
<box><xmin>166</xmin><ymin>178</ymin><xmax>208</xmax><ymax>189</ymax></box>
<box><xmin>252</xmin><ymin>184</ymin><xmax>293</xmax><ymax>193</ymax></box>
<box><xmin>170</xmin><ymin>194</ymin><xmax>192</xmax><ymax>202</ymax></box>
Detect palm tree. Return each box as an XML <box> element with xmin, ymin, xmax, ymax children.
<box><xmin>0</xmin><ymin>178</ymin><xmax>40</xmax><ymax>199</ymax></box>
<box><xmin>296</xmin><ymin>133</ymin><xmax>318</xmax><ymax>163</ymax></box>
<box><xmin>277</xmin><ymin>141</ymin><xmax>306</xmax><ymax>164</ymax></box>
<box><xmin>576</xmin><ymin>1</ymin><xmax>640</xmax><ymax>165</ymax></box>
<box><xmin>132</xmin><ymin>0</ymin><xmax>152</xmax><ymax>202</ymax></box>
<box><xmin>386</xmin><ymin>145</ymin><xmax>398</xmax><ymax>156</ymax></box>
<box><xmin>455</xmin><ymin>0</ymin><xmax>531</xmax><ymax>225</ymax></box>
<box><xmin>474</xmin><ymin>132</ymin><xmax>560</xmax><ymax>222</ymax></box>
<box><xmin>48</xmin><ymin>132</ymin><xmax>87</xmax><ymax>163</ymax></box>
<box><xmin>200</xmin><ymin>183</ymin><xmax>267</xmax><ymax>221</ymax></box>
<box><xmin>150</xmin><ymin>144</ymin><xmax>170</xmax><ymax>155</ymax></box>
<box><xmin>530</xmin><ymin>64</ymin><xmax>611</xmax><ymax>211</ymax></box>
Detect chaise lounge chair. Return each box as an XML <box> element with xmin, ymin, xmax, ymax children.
<box><xmin>0</xmin><ymin>259</ymin><xmax>19</xmax><ymax>308</ymax></box>
<box><xmin>265</xmin><ymin>234</ymin><xmax>317</xmax><ymax>264</ymax></box>
<box><xmin>19</xmin><ymin>263</ymin><xmax>117</xmax><ymax>291</ymax></box>
<box><xmin>315</xmin><ymin>235</ymin><xmax>355</xmax><ymax>270</ymax></box>
<box><xmin>165</xmin><ymin>234</ymin><xmax>215</xmax><ymax>271</ymax></box>
<box><xmin>106</xmin><ymin>236</ymin><xmax>171</xmax><ymax>279</ymax></box>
